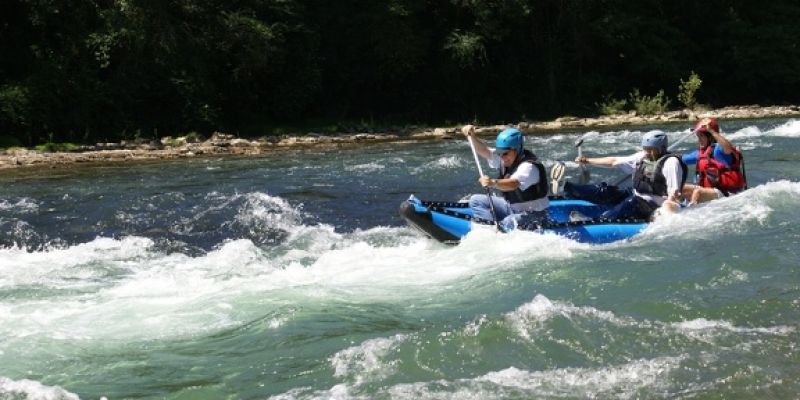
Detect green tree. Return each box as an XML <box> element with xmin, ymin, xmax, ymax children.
<box><xmin>678</xmin><ymin>71</ymin><xmax>702</xmax><ymax>110</ymax></box>
<box><xmin>2</xmin><ymin>0</ymin><xmax>800</xmax><ymax>146</ymax></box>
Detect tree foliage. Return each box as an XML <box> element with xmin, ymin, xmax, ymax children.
<box><xmin>678</xmin><ymin>71</ymin><xmax>703</xmax><ymax>110</ymax></box>
<box><xmin>1</xmin><ymin>0</ymin><xmax>799</xmax><ymax>145</ymax></box>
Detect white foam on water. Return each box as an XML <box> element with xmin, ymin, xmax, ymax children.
<box><xmin>329</xmin><ymin>333</ymin><xmax>409</xmax><ymax>385</ymax></box>
<box><xmin>0</xmin><ymin>215</ymin><xmax>582</xmax><ymax>350</ymax></box>
<box><xmin>169</xmin><ymin>191</ymin><xmax>301</xmax><ymax>237</ymax></box>
<box><xmin>594</xmin><ymin>129</ymin><xmax>646</xmax><ymax>147</ymax></box>
<box><xmin>502</xmin><ymin>295</ymin><xmax>794</xmax><ymax>345</ymax></box>
<box><xmin>213</xmin><ymin>192</ymin><xmax>306</xmax><ymax>236</ymax></box>
<box><xmin>460</xmin><ymin>226</ymin><xmax>585</xmax><ymax>261</ymax></box>
<box><xmin>500</xmin><ymin>294</ymin><xmax>793</xmax><ymax>347</ymax></box>
<box><xmin>231</xmin><ymin>192</ymin><xmax>306</xmax><ymax>239</ymax></box>
<box><xmin>745</xmin><ymin>178</ymin><xmax>800</xmax><ymax>198</ymax></box>
<box><xmin>728</xmin><ymin>119</ymin><xmax>800</xmax><ymax>139</ymax></box>
<box><xmin>0</xmin><ymin>197</ymin><xmax>40</xmax><ymax>213</ymax></box>
<box><xmin>719</xmin><ymin>119</ymin><xmax>800</xmax><ymax>151</ymax></box>
<box><xmin>505</xmin><ymin>294</ymin><xmax>633</xmax><ymax>340</ymax></box>
<box><xmin>0</xmin><ymin>236</ymin><xmax>155</xmax><ymax>290</ymax></box>
<box><xmin>635</xmin><ymin>180</ymin><xmax>800</xmax><ymax>241</ymax></box>
<box><xmin>670</xmin><ymin>318</ymin><xmax>794</xmax><ymax>342</ymax></box>
<box><xmin>410</xmin><ymin>155</ymin><xmax>464</xmax><ymax>175</ymax></box>
<box><xmin>0</xmin><ymin>241</ymin><xmax>232</xmax><ymax>343</ymax></box>
<box><xmin>0</xmin><ymin>217</ymin><xmax>593</xmax><ymax>375</ymax></box>
<box><xmin>463</xmin><ymin>314</ymin><xmax>489</xmax><ymax>337</ymax></box>
<box><xmin>0</xmin><ymin>377</ymin><xmax>79</xmax><ymax>400</ymax></box>
<box><xmin>345</xmin><ymin>162</ymin><xmax>385</xmax><ymax>173</ymax></box>
<box><xmin>470</xmin><ymin>356</ymin><xmax>682</xmax><ymax>397</ymax></box>
<box><xmin>268</xmin><ymin>384</ymin><xmax>349</xmax><ymax>400</ymax></box>
<box><xmin>5</xmin><ymin>178</ymin><xmax>797</xmax><ymax>348</ymax></box>
<box><xmin>767</xmin><ymin>118</ymin><xmax>800</xmax><ymax>137</ymax></box>
<box><xmin>431</xmin><ymin>155</ymin><xmax>462</xmax><ymax>168</ymax></box>
<box><xmin>727</xmin><ymin>125</ymin><xmax>764</xmax><ymax>142</ymax></box>
<box><xmin>0</xmin><ymin>225</ymin><xmax>312</xmax><ymax>347</ymax></box>
<box><xmin>713</xmin><ymin>125</ymin><xmax>766</xmax><ymax>151</ymax></box>
<box><xmin>267</xmin><ymin>316</ymin><xmax>288</xmax><ymax>329</ymax></box>
<box><xmin>695</xmin><ymin>266</ymin><xmax>749</xmax><ymax>290</ymax></box>
<box><xmin>270</xmin><ymin>356</ymin><xmax>684</xmax><ymax>400</ymax></box>
<box><xmin>262</xmin><ymin>224</ymin><xmax>583</xmax><ymax>304</ymax></box>
<box><xmin>269</xmin><ymin>303</ymin><xmax>795</xmax><ymax>400</ymax></box>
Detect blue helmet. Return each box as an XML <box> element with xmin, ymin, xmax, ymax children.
<box><xmin>641</xmin><ymin>131</ymin><xmax>668</xmax><ymax>154</ymax></box>
<box><xmin>496</xmin><ymin>128</ymin><xmax>524</xmax><ymax>152</ymax></box>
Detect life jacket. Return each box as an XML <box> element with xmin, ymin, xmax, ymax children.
<box><xmin>632</xmin><ymin>153</ymin><xmax>687</xmax><ymax>196</ymax></box>
<box><xmin>498</xmin><ymin>149</ymin><xmax>548</xmax><ymax>204</ymax></box>
<box><xmin>696</xmin><ymin>144</ymin><xmax>746</xmax><ymax>194</ymax></box>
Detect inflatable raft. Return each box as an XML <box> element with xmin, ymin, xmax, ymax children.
<box><xmin>399</xmin><ymin>195</ymin><xmax>648</xmax><ymax>244</ymax></box>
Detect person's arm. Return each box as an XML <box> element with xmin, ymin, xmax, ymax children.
<box><xmin>655</xmin><ymin>158</ymin><xmax>685</xmax><ymax>216</ymax></box>
<box><xmin>575</xmin><ymin>155</ymin><xmax>620</xmax><ymax>168</ymax></box>
<box><xmin>682</xmin><ymin>150</ymin><xmax>698</xmax><ymax>165</ymax></box>
<box><xmin>461</xmin><ymin>125</ymin><xmax>494</xmax><ymax>160</ymax></box>
<box><xmin>701</xmin><ymin>119</ymin><xmax>735</xmax><ymax>155</ymax></box>
<box><xmin>488</xmin><ymin>162</ymin><xmax>537</xmax><ymax>192</ymax></box>
<box><xmin>662</xmin><ymin>157</ymin><xmax>684</xmax><ymax>200</ymax></box>
<box><xmin>577</xmin><ymin>152</ymin><xmax>642</xmax><ymax>177</ymax></box>
<box><xmin>480</xmin><ymin>175</ymin><xmax>521</xmax><ymax>191</ymax></box>
<box><xmin>712</xmin><ymin>144</ymin><xmax>735</xmax><ymax>167</ymax></box>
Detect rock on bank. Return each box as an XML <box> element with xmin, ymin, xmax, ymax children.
<box><xmin>1</xmin><ymin>105</ymin><xmax>798</xmax><ymax>170</ymax></box>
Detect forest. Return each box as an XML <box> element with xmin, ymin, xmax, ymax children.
<box><xmin>1</xmin><ymin>0</ymin><xmax>799</xmax><ymax>146</ymax></box>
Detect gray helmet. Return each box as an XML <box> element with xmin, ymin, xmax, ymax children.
<box><xmin>641</xmin><ymin>131</ymin><xmax>668</xmax><ymax>154</ymax></box>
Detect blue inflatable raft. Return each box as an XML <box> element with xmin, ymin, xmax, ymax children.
<box><xmin>399</xmin><ymin>196</ymin><xmax>648</xmax><ymax>244</ymax></box>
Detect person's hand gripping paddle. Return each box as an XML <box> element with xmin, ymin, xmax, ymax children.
<box><xmin>465</xmin><ymin>128</ymin><xmax>502</xmax><ymax>231</ymax></box>
<box><xmin>575</xmin><ymin>136</ymin><xmax>591</xmax><ymax>184</ymax></box>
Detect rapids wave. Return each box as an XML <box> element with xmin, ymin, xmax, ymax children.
<box><xmin>1</xmin><ymin>118</ymin><xmax>799</xmax><ymax>399</ymax></box>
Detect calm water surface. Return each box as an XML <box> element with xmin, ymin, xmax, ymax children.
<box><xmin>1</xmin><ymin>118</ymin><xmax>799</xmax><ymax>399</ymax></box>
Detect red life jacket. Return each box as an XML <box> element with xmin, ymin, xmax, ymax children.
<box><xmin>696</xmin><ymin>144</ymin><xmax>746</xmax><ymax>193</ymax></box>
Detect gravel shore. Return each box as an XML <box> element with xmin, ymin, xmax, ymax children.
<box><xmin>2</xmin><ymin>105</ymin><xmax>798</xmax><ymax>170</ymax></box>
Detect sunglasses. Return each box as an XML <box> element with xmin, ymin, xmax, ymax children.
<box><xmin>499</xmin><ymin>149</ymin><xmax>514</xmax><ymax>157</ymax></box>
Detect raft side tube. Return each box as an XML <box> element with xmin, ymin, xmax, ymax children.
<box><xmin>399</xmin><ymin>201</ymin><xmax>463</xmax><ymax>243</ymax></box>
<box><xmin>399</xmin><ymin>196</ymin><xmax>648</xmax><ymax>244</ymax></box>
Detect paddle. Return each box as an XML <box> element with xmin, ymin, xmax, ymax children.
<box><xmin>466</xmin><ymin>134</ymin><xmax>502</xmax><ymax>231</ymax></box>
<box><xmin>575</xmin><ymin>135</ymin><xmax>591</xmax><ymax>184</ymax></box>
<box><xmin>609</xmin><ymin>129</ymin><xmax>696</xmax><ymax>187</ymax></box>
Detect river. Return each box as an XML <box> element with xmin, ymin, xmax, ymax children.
<box><xmin>1</xmin><ymin>118</ymin><xmax>799</xmax><ymax>399</ymax></box>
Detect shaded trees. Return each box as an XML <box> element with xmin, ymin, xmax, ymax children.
<box><xmin>1</xmin><ymin>0</ymin><xmax>799</xmax><ymax>145</ymax></box>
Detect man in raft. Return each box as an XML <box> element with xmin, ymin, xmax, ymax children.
<box><xmin>557</xmin><ymin>131</ymin><xmax>688</xmax><ymax>221</ymax></box>
<box><xmin>461</xmin><ymin>125</ymin><xmax>550</xmax><ymax>229</ymax></box>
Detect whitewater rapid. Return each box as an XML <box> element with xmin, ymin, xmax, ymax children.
<box><xmin>1</xmin><ymin>118</ymin><xmax>799</xmax><ymax>399</ymax></box>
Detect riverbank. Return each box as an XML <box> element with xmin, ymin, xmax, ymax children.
<box><xmin>2</xmin><ymin>105</ymin><xmax>798</xmax><ymax>170</ymax></box>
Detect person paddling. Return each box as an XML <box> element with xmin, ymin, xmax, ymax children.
<box><xmin>681</xmin><ymin>118</ymin><xmax>747</xmax><ymax>205</ymax></box>
<box><xmin>557</xmin><ymin>131</ymin><xmax>688</xmax><ymax>221</ymax></box>
<box><xmin>461</xmin><ymin>125</ymin><xmax>550</xmax><ymax>229</ymax></box>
